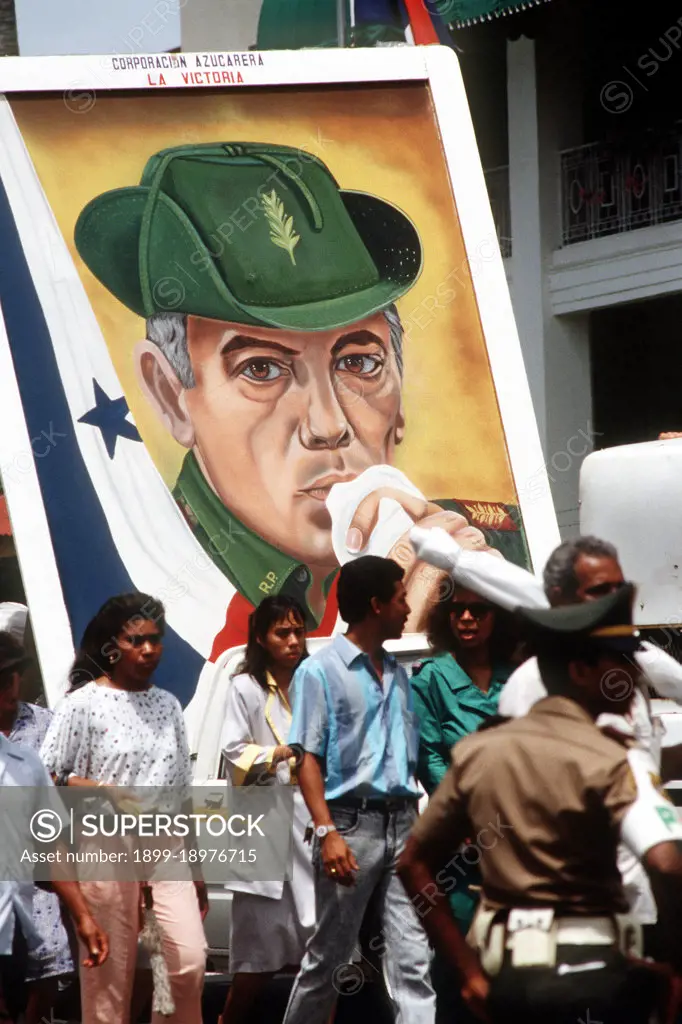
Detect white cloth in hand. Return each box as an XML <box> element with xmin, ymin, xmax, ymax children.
<box><xmin>326</xmin><ymin>465</ymin><xmax>425</xmax><ymax>566</ymax></box>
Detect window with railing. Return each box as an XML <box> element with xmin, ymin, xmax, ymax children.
<box><xmin>484</xmin><ymin>165</ymin><xmax>512</xmax><ymax>258</ymax></box>
<box><xmin>560</xmin><ymin>129</ymin><xmax>682</xmax><ymax>245</ymax></box>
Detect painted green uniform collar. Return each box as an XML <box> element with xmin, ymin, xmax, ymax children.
<box><xmin>173</xmin><ymin>452</ymin><xmax>335</xmax><ymax>620</ymax></box>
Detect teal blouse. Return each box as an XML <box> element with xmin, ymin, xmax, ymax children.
<box><xmin>411</xmin><ymin>652</ymin><xmax>511</xmax><ymax>929</ymax></box>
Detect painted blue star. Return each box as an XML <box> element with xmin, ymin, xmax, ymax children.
<box><xmin>78</xmin><ymin>379</ymin><xmax>142</xmax><ymax>459</ymax></box>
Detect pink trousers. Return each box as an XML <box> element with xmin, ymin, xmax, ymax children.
<box><xmin>78</xmin><ymin>880</ymin><xmax>206</xmax><ymax>1024</ymax></box>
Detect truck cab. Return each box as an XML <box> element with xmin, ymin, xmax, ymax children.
<box><xmin>580</xmin><ymin>438</ymin><xmax>682</xmax><ymax>795</ymax></box>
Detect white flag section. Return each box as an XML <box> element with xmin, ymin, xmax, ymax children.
<box><xmin>0</xmin><ymin>98</ymin><xmax>234</xmax><ymax>731</ymax></box>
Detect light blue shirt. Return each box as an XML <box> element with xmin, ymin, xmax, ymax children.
<box><xmin>288</xmin><ymin>635</ymin><xmax>420</xmax><ymax>801</ymax></box>
<box><xmin>0</xmin><ymin>733</ymin><xmax>52</xmax><ymax>955</ymax></box>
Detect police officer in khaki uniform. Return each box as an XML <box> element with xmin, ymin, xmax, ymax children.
<box><xmin>398</xmin><ymin>585</ymin><xmax>682</xmax><ymax>1024</ymax></box>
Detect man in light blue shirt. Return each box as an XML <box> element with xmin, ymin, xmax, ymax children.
<box><xmin>284</xmin><ymin>556</ymin><xmax>435</xmax><ymax>1024</ymax></box>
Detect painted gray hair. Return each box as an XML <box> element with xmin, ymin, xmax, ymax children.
<box><xmin>145</xmin><ymin>304</ymin><xmax>405</xmax><ymax>388</ymax></box>
<box><xmin>543</xmin><ymin>536</ymin><xmax>619</xmax><ymax>602</ymax></box>
<box><xmin>145</xmin><ymin>313</ymin><xmax>195</xmax><ymax>389</ymax></box>
<box><xmin>383</xmin><ymin>304</ymin><xmax>404</xmax><ymax>378</ymax></box>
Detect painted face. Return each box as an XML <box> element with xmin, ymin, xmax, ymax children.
<box><xmin>182</xmin><ymin>312</ymin><xmax>404</xmax><ymax>567</ymax></box>
<box><xmin>449</xmin><ymin>587</ymin><xmax>495</xmax><ymax>650</ymax></box>
<box><xmin>114</xmin><ymin>618</ymin><xmax>163</xmax><ymax>684</ymax></box>
<box><xmin>259</xmin><ymin>611</ymin><xmax>307</xmax><ymax>671</ymax></box>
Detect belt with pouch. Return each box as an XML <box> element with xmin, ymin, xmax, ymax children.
<box><xmin>468</xmin><ymin>905</ymin><xmax>643</xmax><ymax>976</ymax></box>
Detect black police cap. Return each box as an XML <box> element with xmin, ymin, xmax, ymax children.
<box><xmin>514</xmin><ymin>584</ymin><xmax>641</xmax><ymax>654</ymax></box>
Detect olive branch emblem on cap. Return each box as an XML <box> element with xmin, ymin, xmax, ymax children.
<box><xmin>261</xmin><ymin>189</ymin><xmax>301</xmax><ymax>266</ymax></box>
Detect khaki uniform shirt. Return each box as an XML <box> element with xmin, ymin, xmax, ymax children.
<box><xmin>412</xmin><ymin>696</ymin><xmax>682</xmax><ymax>917</ymax></box>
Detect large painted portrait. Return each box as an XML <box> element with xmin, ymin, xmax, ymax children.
<box><xmin>0</xmin><ymin>50</ymin><xmax>557</xmax><ymax>725</ymax></box>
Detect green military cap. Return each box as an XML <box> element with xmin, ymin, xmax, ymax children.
<box><xmin>515</xmin><ymin>584</ymin><xmax>642</xmax><ymax>654</ymax></box>
<box><xmin>74</xmin><ymin>141</ymin><xmax>423</xmax><ymax>331</ymax></box>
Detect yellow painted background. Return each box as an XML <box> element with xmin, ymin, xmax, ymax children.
<box><xmin>11</xmin><ymin>83</ymin><xmax>517</xmax><ymax>503</ymax></box>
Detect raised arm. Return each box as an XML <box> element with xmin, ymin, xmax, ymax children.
<box><xmin>636</xmin><ymin>641</ymin><xmax>682</xmax><ymax>701</ymax></box>
<box><xmin>410</xmin><ymin>527</ymin><xmax>548</xmax><ymax>612</ymax></box>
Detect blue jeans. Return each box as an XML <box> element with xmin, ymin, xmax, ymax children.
<box><xmin>282</xmin><ymin>804</ymin><xmax>435</xmax><ymax>1024</ymax></box>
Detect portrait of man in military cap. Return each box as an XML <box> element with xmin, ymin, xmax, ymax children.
<box><xmin>0</xmin><ymin>79</ymin><xmax>546</xmax><ymax>707</ymax></box>
<box><xmin>72</xmin><ymin>140</ymin><xmax>524</xmax><ymax>647</ymax></box>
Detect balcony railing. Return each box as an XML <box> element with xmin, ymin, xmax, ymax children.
<box><xmin>560</xmin><ymin>130</ymin><xmax>682</xmax><ymax>245</ymax></box>
<box><xmin>484</xmin><ymin>165</ymin><xmax>512</xmax><ymax>258</ymax></box>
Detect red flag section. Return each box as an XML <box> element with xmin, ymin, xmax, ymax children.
<box><xmin>402</xmin><ymin>0</ymin><xmax>440</xmax><ymax>43</ymax></box>
<box><xmin>0</xmin><ymin>497</ymin><xmax>10</xmax><ymax>537</ymax></box>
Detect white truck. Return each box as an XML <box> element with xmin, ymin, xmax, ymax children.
<box><xmin>580</xmin><ymin>437</ymin><xmax>682</xmax><ymax>798</ymax></box>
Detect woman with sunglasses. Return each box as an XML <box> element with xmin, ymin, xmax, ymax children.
<box><xmin>40</xmin><ymin>593</ymin><xmax>208</xmax><ymax>1024</ymax></box>
<box><xmin>412</xmin><ymin>586</ymin><xmax>519</xmax><ymax>1024</ymax></box>
<box><xmin>217</xmin><ymin>595</ymin><xmax>326</xmax><ymax>1024</ymax></box>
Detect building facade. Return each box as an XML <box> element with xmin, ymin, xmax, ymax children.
<box><xmin>10</xmin><ymin>0</ymin><xmax>679</xmax><ymax>537</ymax></box>
<box><xmin>182</xmin><ymin>0</ymin><xmax>682</xmax><ymax>537</ymax></box>
<box><xmin>465</xmin><ymin>0</ymin><xmax>682</xmax><ymax>535</ymax></box>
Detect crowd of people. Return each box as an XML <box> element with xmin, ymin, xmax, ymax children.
<box><xmin>2</xmin><ymin>528</ymin><xmax>682</xmax><ymax>1023</ymax></box>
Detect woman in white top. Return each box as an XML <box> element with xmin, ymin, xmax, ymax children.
<box><xmin>40</xmin><ymin>593</ymin><xmax>207</xmax><ymax>1024</ymax></box>
<box><xmin>218</xmin><ymin>595</ymin><xmax>318</xmax><ymax>1024</ymax></box>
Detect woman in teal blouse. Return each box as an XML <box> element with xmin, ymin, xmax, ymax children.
<box><xmin>412</xmin><ymin>586</ymin><xmax>518</xmax><ymax>1023</ymax></box>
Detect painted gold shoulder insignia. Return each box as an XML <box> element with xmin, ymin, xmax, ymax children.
<box><xmin>460</xmin><ymin>501</ymin><xmax>515</xmax><ymax>531</ymax></box>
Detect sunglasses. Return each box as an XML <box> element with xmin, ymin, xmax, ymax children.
<box><xmin>121</xmin><ymin>633</ymin><xmax>163</xmax><ymax>648</ymax></box>
<box><xmin>450</xmin><ymin>602</ymin><xmax>493</xmax><ymax>619</ymax></box>
<box><xmin>583</xmin><ymin>580</ymin><xmax>628</xmax><ymax>599</ymax></box>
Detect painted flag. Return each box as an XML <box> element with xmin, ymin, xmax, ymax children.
<box><xmin>0</xmin><ymin>99</ymin><xmax>231</xmax><ymax>753</ymax></box>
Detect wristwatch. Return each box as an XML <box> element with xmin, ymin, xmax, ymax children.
<box><xmin>315</xmin><ymin>824</ymin><xmax>337</xmax><ymax>839</ymax></box>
